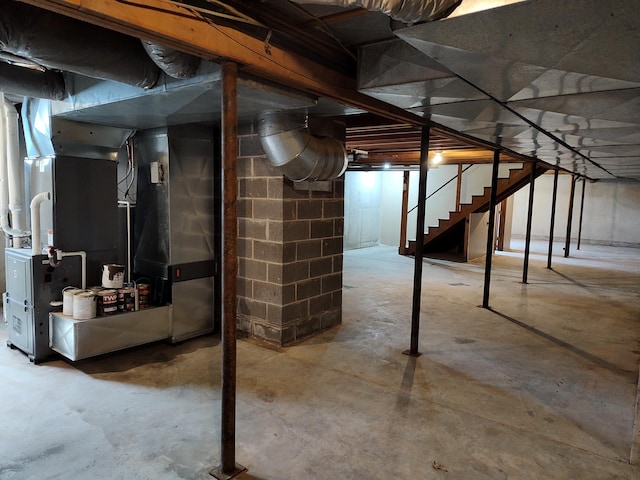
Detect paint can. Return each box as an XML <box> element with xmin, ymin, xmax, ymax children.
<box><xmin>62</xmin><ymin>287</ymin><xmax>82</xmax><ymax>316</ymax></box>
<box><xmin>137</xmin><ymin>283</ymin><xmax>151</xmax><ymax>309</ymax></box>
<box><xmin>117</xmin><ymin>287</ymin><xmax>136</xmax><ymax>312</ymax></box>
<box><xmin>72</xmin><ymin>290</ymin><xmax>97</xmax><ymax>320</ymax></box>
<box><xmin>101</xmin><ymin>264</ymin><xmax>125</xmax><ymax>289</ymax></box>
<box><xmin>97</xmin><ymin>289</ymin><xmax>118</xmax><ymax>316</ymax></box>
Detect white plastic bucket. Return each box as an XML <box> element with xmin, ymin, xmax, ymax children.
<box><xmin>62</xmin><ymin>287</ymin><xmax>82</xmax><ymax>316</ymax></box>
<box><xmin>72</xmin><ymin>290</ymin><xmax>97</xmax><ymax>320</ymax></box>
<box><xmin>101</xmin><ymin>264</ymin><xmax>125</xmax><ymax>289</ymax></box>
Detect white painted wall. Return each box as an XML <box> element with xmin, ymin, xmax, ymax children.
<box><xmin>347</xmin><ymin>167</ymin><xmax>640</xmax><ymax>253</ymax></box>
<box><xmin>379</xmin><ymin>171</ymin><xmax>404</xmax><ymax>247</ymax></box>
<box><xmin>378</xmin><ymin>166</ymin><xmax>462</xmax><ymax>247</ymax></box>
<box><xmin>344</xmin><ymin>171</ymin><xmax>383</xmax><ymax>250</ymax></box>
<box><xmin>510</xmin><ymin>174</ymin><xmax>640</xmax><ymax>248</ymax></box>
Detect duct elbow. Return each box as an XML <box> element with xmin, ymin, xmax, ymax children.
<box><xmin>258</xmin><ymin>113</ymin><xmax>348</xmax><ymax>182</ymax></box>
<box><xmin>141</xmin><ymin>41</ymin><xmax>201</xmax><ymax>79</ymax></box>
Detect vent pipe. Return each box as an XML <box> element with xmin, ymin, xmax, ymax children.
<box><xmin>290</xmin><ymin>0</ymin><xmax>461</xmax><ymax>23</ymax></box>
<box><xmin>0</xmin><ymin>94</ymin><xmax>29</xmax><ymax>240</ymax></box>
<box><xmin>258</xmin><ymin>112</ymin><xmax>348</xmax><ymax>182</ymax></box>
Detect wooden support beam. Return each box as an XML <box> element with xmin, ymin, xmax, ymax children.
<box><xmin>20</xmin><ymin>0</ymin><xmax>426</xmax><ymax>126</ymax></box>
<box><xmin>361</xmin><ymin>149</ymin><xmax>519</xmax><ymax>166</ymax></box>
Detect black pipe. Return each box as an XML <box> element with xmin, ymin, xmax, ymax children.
<box><xmin>577</xmin><ymin>179</ymin><xmax>586</xmax><ymax>250</ymax></box>
<box><xmin>482</xmin><ymin>149</ymin><xmax>501</xmax><ymax>309</ymax></box>
<box><xmin>547</xmin><ymin>168</ymin><xmax>559</xmax><ymax>269</ymax></box>
<box><xmin>405</xmin><ymin>126</ymin><xmax>430</xmax><ymax>357</ymax></box>
<box><xmin>522</xmin><ymin>163</ymin><xmax>536</xmax><ymax>283</ymax></box>
<box><xmin>564</xmin><ymin>176</ymin><xmax>577</xmax><ymax>258</ymax></box>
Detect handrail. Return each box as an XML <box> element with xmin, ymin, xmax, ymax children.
<box><xmin>407</xmin><ymin>164</ymin><xmax>473</xmax><ymax>215</ymax></box>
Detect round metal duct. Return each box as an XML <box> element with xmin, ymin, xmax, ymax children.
<box><xmin>258</xmin><ymin>112</ymin><xmax>348</xmax><ymax>182</ymax></box>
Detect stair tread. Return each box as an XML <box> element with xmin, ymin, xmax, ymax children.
<box><xmin>417</xmin><ymin>163</ymin><xmax>545</xmax><ymax>246</ymax></box>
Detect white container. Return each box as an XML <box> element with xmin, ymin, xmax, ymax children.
<box><xmin>101</xmin><ymin>264</ymin><xmax>125</xmax><ymax>289</ymax></box>
<box><xmin>72</xmin><ymin>291</ymin><xmax>97</xmax><ymax>320</ymax></box>
<box><xmin>62</xmin><ymin>287</ymin><xmax>82</xmax><ymax>316</ymax></box>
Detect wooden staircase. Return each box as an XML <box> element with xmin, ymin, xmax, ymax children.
<box><xmin>407</xmin><ymin>162</ymin><xmax>547</xmax><ymax>255</ymax></box>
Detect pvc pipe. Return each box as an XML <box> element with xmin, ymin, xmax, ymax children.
<box><xmin>117</xmin><ymin>200</ymin><xmax>132</xmax><ymax>284</ymax></box>
<box><xmin>3</xmin><ymin>97</ymin><xmax>25</xmax><ymax>232</ymax></box>
<box><xmin>61</xmin><ymin>251</ymin><xmax>87</xmax><ymax>290</ymax></box>
<box><xmin>0</xmin><ymin>94</ymin><xmax>28</xmax><ymax>239</ymax></box>
<box><xmin>30</xmin><ymin>191</ymin><xmax>50</xmax><ymax>255</ymax></box>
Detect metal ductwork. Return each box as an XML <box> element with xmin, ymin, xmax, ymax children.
<box><xmin>258</xmin><ymin>112</ymin><xmax>348</xmax><ymax>182</ymax></box>
<box><xmin>290</xmin><ymin>0</ymin><xmax>461</xmax><ymax>23</ymax></box>
<box><xmin>0</xmin><ymin>2</ymin><xmax>160</xmax><ymax>89</ymax></box>
<box><xmin>21</xmin><ymin>97</ymin><xmax>133</xmax><ymax>160</ymax></box>
<box><xmin>141</xmin><ymin>41</ymin><xmax>201</xmax><ymax>79</ymax></box>
<box><xmin>0</xmin><ymin>61</ymin><xmax>65</xmax><ymax>100</ymax></box>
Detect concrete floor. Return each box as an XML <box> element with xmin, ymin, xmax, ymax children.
<box><xmin>1</xmin><ymin>241</ymin><xmax>639</xmax><ymax>479</ymax></box>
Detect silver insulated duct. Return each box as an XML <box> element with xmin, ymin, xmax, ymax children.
<box><xmin>290</xmin><ymin>0</ymin><xmax>462</xmax><ymax>23</ymax></box>
<box><xmin>0</xmin><ymin>2</ymin><xmax>159</xmax><ymax>89</ymax></box>
<box><xmin>141</xmin><ymin>41</ymin><xmax>201</xmax><ymax>79</ymax></box>
<box><xmin>258</xmin><ymin>112</ymin><xmax>348</xmax><ymax>182</ymax></box>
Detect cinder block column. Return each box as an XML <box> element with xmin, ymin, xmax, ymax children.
<box><xmin>236</xmin><ymin>121</ymin><xmax>344</xmax><ymax>346</ymax></box>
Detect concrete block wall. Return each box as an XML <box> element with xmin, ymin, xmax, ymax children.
<box><xmin>236</xmin><ymin>121</ymin><xmax>344</xmax><ymax>346</ymax></box>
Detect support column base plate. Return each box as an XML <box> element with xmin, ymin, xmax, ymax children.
<box><xmin>210</xmin><ymin>463</ymin><xmax>247</xmax><ymax>479</ymax></box>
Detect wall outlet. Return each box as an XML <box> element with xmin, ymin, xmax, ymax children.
<box><xmin>150</xmin><ymin>161</ymin><xmax>160</xmax><ymax>184</ymax></box>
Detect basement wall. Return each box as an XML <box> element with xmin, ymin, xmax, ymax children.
<box><xmin>236</xmin><ymin>121</ymin><xmax>344</xmax><ymax>346</ymax></box>
<box><xmin>511</xmin><ymin>174</ymin><xmax>640</xmax><ymax>248</ymax></box>
<box><xmin>344</xmin><ymin>171</ymin><xmax>382</xmax><ymax>250</ymax></box>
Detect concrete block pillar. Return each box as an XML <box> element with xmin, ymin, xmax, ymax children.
<box><xmin>236</xmin><ymin>121</ymin><xmax>344</xmax><ymax>346</ymax></box>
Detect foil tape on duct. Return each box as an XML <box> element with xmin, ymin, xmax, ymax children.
<box><xmin>290</xmin><ymin>0</ymin><xmax>461</xmax><ymax>23</ymax></box>
<box><xmin>0</xmin><ymin>2</ymin><xmax>159</xmax><ymax>89</ymax></box>
<box><xmin>258</xmin><ymin>112</ymin><xmax>348</xmax><ymax>182</ymax></box>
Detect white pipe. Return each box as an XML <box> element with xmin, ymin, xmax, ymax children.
<box><xmin>0</xmin><ymin>94</ymin><xmax>29</xmax><ymax>239</ymax></box>
<box><xmin>60</xmin><ymin>251</ymin><xmax>87</xmax><ymax>290</ymax></box>
<box><xmin>118</xmin><ymin>200</ymin><xmax>132</xmax><ymax>284</ymax></box>
<box><xmin>30</xmin><ymin>191</ymin><xmax>50</xmax><ymax>255</ymax></box>
<box><xmin>3</xmin><ymin>96</ymin><xmax>26</xmax><ymax>234</ymax></box>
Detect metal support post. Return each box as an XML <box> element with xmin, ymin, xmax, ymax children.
<box><xmin>564</xmin><ymin>175</ymin><xmax>577</xmax><ymax>258</ymax></box>
<box><xmin>211</xmin><ymin>62</ymin><xmax>246</xmax><ymax>480</ymax></box>
<box><xmin>455</xmin><ymin>163</ymin><xmax>463</xmax><ymax>212</ymax></box>
<box><xmin>547</xmin><ymin>168</ymin><xmax>559</xmax><ymax>269</ymax></box>
<box><xmin>522</xmin><ymin>163</ymin><xmax>536</xmax><ymax>283</ymax></box>
<box><xmin>482</xmin><ymin>150</ymin><xmax>501</xmax><ymax>309</ymax></box>
<box><xmin>404</xmin><ymin>126</ymin><xmax>430</xmax><ymax>357</ymax></box>
<box><xmin>577</xmin><ymin>178</ymin><xmax>586</xmax><ymax>250</ymax></box>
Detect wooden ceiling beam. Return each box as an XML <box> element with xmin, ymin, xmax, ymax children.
<box><xmin>361</xmin><ymin>150</ymin><xmax>526</xmax><ymax>165</ymax></box>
